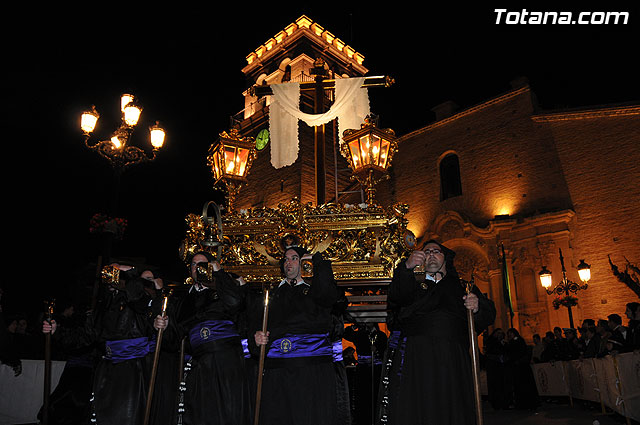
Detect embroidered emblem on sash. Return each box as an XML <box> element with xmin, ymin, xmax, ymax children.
<box><xmin>280</xmin><ymin>338</ymin><xmax>292</xmax><ymax>353</ymax></box>
<box><xmin>105</xmin><ymin>345</ymin><xmax>112</xmax><ymax>358</ymax></box>
<box><xmin>200</xmin><ymin>327</ymin><xmax>211</xmax><ymax>340</ymax></box>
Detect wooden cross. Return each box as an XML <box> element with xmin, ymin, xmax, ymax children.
<box><xmin>251</xmin><ymin>60</ymin><xmax>394</xmax><ymax>205</ymax></box>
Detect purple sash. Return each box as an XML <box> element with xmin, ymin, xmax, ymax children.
<box><xmin>105</xmin><ymin>337</ymin><xmax>154</xmax><ymax>363</ymax></box>
<box><xmin>332</xmin><ymin>340</ymin><xmax>343</xmax><ymax>362</ymax></box>
<box><xmin>267</xmin><ymin>333</ymin><xmax>332</xmax><ymax>359</ymax></box>
<box><xmin>189</xmin><ymin>320</ymin><xmax>239</xmax><ymax>349</ymax></box>
<box><xmin>388</xmin><ymin>330</ymin><xmax>401</xmax><ymax>349</ymax></box>
<box><xmin>241</xmin><ymin>338</ymin><xmax>251</xmax><ymax>358</ymax></box>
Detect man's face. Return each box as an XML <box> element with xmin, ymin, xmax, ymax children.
<box><xmin>283</xmin><ymin>249</ymin><xmax>302</xmax><ymax>281</ymax></box>
<box><xmin>423</xmin><ymin>243</ymin><xmax>446</xmax><ymax>274</ymax></box>
<box><xmin>191</xmin><ymin>254</ymin><xmax>208</xmax><ymax>281</ymax></box>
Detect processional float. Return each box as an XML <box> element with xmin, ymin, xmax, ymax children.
<box><xmin>175</xmin><ymin>73</ymin><xmax>483</xmax><ymax>424</ymax></box>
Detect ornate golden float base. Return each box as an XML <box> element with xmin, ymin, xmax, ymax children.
<box><xmin>180</xmin><ymin>198</ymin><xmax>416</xmax><ymax>284</ymax></box>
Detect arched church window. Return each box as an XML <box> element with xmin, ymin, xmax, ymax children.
<box><xmin>440</xmin><ymin>153</ymin><xmax>462</xmax><ymax>200</ymax></box>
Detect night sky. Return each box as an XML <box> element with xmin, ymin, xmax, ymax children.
<box><xmin>7</xmin><ymin>4</ymin><xmax>639</xmax><ymax>314</ymax></box>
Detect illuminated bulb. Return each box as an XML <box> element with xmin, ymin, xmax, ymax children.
<box><xmin>149</xmin><ymin>122</ymin><xmax>165</xmax><ymax>149</ymax></box>
<box><xmin>123</xmin><ymin>103</ymin><xmax>141</xmax><ymax>126</ymax></box>
<box><xmin>121</xmin><ymin>94</ymin><xmax>134</xmax><ymax>112</ymax></box>
<box><xmin>111</xmin><ymin>135</ymin><xmax>122</xmax><ymax>149</ymax></box>
<box><xmin>577</xmin><ymin>259</ymin><xmax>591</xmax><ymax>283</ymax></box>
<box><xmin>539</xmin><ymin>266</ymin><xmax>552</xmax><ymax>289</ymax></box>
<box><xmin>81</xmin><ymin>108</ymin><xmax>99</xmax><ymax>134</ymax></box>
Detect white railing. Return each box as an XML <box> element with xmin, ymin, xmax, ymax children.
<box><xmin>528</xmin><ymin>352</ymin><xmax>640</xmax><ymax>421</ymax></box>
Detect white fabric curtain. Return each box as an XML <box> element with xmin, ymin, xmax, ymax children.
<box><xmin>269</xmin><ymin>77</ymin><xmax>370</xmax><ymax>169</ymax></box>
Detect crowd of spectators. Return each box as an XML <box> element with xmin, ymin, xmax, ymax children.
<box><xmin>482</xmin><ymin>301</ymin><xmax>640</xmax><ymax>411</ymax></box>
<box><xmin>0</xmin><ymin>288</ymin><xmax>79</xmax><ymax>376</ymax></box>
<box><xmin>528</xmin><ymin>301</ymin><xmax>640</xmax><ymax>363</ymax></box>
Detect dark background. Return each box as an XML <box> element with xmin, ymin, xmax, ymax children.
<box><xmin>5</xmin><ymin>3</ymin><xmax>639</xmax><ymax>314</ymax></box>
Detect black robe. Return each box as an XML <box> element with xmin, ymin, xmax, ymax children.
<box><xmin>173</xmin><ymin>269</ymin><xmax>251</xmax><ymax>425</ymax></box>
<box><xmin>248</xmin><ymin>252</ymin><xmax>340</xmax><ymax>425</ymax></box>
<box><xmin>38</xmin><ymin>310</ymin><xmax>96</xmax><ymax>425</ymax></box>
<box><xmin>89</xmin><ymin>276</ymin><xmax>155</xmax><ymax>425</ymax></box>
<box><xmin>381</xmin><ymin>262</ymin><xmax>496</xmax><ymax>425</ymax></box>
<box><xmin>484</xmin><ymin>334</ymin><xmax>511</xmax><ymax>410</ymax></box>
<box><xmin>504</xmin><ymin>336</ymin><xmax>539</xmax><ymax>409</ymax></box>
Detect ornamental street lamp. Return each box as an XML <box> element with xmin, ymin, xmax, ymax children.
<box><xmin>207</xmin><ymin>128</ymin><xmax>257</xmax><ymax>212</ymax></box>
<box><xmin>81</xmin><ymin>93</ymin><xmax>165</xmax><ymax>172</ymax></box>
<box><xmin>80</xmin><ymin>93</ymin><xmax>165</xmax><ymax>264</ymax></box>
<box><xmin>539</xmin><ymin>248</ymin><xmax>591</xmax><ymax>328</ymax></box>
<box><xmin>340</xmin><ymin>115</ymin><xmax>398</xmax><ymax>205</ymax></box>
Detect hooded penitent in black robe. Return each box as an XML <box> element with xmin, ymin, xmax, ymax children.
<box><xmin>88</xmin><ymin>271</ymin><xmax>155</xmax><ymax>425</ymax></box>
<box><xmin>173</xmin><ymin>268</ymin><xmax>252</xmax><ymax>425</ymax></box>
<box><xmin>380</xmin><ymin>242</ymin><xmax>496</xmax><ymax>425</ymax></box>
<box><xmin>248</xmin><ymin>252</ymin><xmax>341</xmax><ymax>425</ymax></box>
<box><xmin>38</xmin><ymin>307</ymin><xmax>97</xmax><ymax>425</ymax></box>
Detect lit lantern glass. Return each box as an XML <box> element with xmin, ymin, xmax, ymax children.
<box><xmin>207</xmin><ymin>129</ymin><xmax>257</xmax><ymax>185</ymax></box>
<box><xmin>149</xmin><ymin>122</ymin><xmax>165</xmax><ymax>149</ymax></box>
<box><xmin>111</xmin><ymin>135</ymin><xmax>122</xmax><ymax>149</ymax></box>
<box><xmin>347</xmin><ymin>132</ymin><xmax>393</xmax><ymax>172</ymax></box>
<box><xmin>539</xmin><ymin>266</ymin><xmax>552</xmax><ymax>289</ymax></box>
<box><xmin>123</xmin><ymin>102</ymin><xmax>142</xmax><ymax>126</ymax></box>
<box><xmin>121</xmin><ymin>94</ymin><xmax>134</xmax><ymax>112</ymax></box>
<box><xmin>81</xmin><ymin>107</ymin><xmax>99</xmax><ymax>134</ymax></box>
<box><xmin>341</xmin><ymin>118</ymin><xmax>398</xmax><ymax>205</ymax></box>
<box><xmin>577</xmin><ymin>259</ymin><xmax>591</xmax><ymax>283</ymax></box>
<box><xmin>379</xmin><ymin>138</ymin><xmax>389</xmax><ymax>169</ymax></box>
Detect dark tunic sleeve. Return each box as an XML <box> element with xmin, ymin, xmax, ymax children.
<box><xmin>389</xmin><ymin>260</ymin><xmax>495</xmax><ymax>342</ymax></box>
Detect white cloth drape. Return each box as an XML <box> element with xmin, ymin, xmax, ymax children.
<box><xmin>269</xmin><ymin>77</ymin><xmax>370</xmax><ymax>169</ymax></box>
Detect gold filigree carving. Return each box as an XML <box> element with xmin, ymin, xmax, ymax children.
<box><xmin>180</xmin><ymin>198</ymin><xmax>414</xmax><ymax>282</ymax></box>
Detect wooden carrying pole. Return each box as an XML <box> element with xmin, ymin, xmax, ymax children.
<box><xmin>143</xmin><ymin>294</ymin><xmax>169</xmax><ymax>425</ymax></box>
<box><xmin>42</xmin><ymin>300</ymin><xmax>55</xmax><ymax>425</ymax></box>
<box><xmin>254</xmin><ymin>288</ymin><xmax>270</xmax><ymax>425</ymax></box>
<box><xmin>465</xmin><ymin>278</ymin><xmax>483</xmax><ymax>425</ymax></box>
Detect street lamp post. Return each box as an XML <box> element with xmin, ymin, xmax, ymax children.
<box><xmin>539</xmin><ymin>248</ymin><xmax>591</xmax><ymax>328</ymax></box>
<box><xmin>80</xmin><ymin>93</ymin><xmax>165</xmax><ymax>262</ymax></box>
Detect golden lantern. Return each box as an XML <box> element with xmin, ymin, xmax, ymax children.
<box><xmin>207</xmin><ymin>128</ymin><xmax>257</xmax><ymax>211</ymax></box>
<box><xmin>341</xmin><ymin>116</ymin><xmax>398</xmax><ymax>205</ymax></box>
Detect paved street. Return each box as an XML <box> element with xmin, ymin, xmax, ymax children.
<box><xmin>482</xmin><ymin>399</ymin><xmax>635</xmax><ymax>425</ymax></box>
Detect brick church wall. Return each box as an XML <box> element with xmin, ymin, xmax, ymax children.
<box><xmin>540</xmin><ymin>113</ymin><xmax>640</xmax><ymax>320</ymax></box>
<box><xmin>378</xmin><ymin>87</ymin><xmax>573</xmax><ymax>238</ymax></box>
